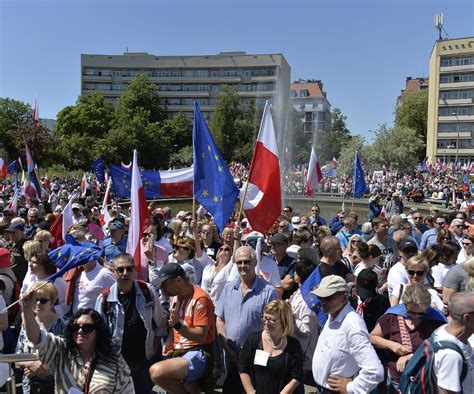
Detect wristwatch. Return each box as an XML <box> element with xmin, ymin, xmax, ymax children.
<box><xmin>173</xmin><ymin>321</ymin><xmax>183</xmax><ymax>330</ymax></box>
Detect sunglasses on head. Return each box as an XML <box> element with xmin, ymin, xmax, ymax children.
<box><xmin>407</xmin><ymin>270</ymin><xmax>425</xmax><ymax>277</ymax></box>
<box><xmin>115</xmin><ymin>266</ymin><xmax>134</xmax><ymax>274</ymax></box>
<box><xmin>36</xmin><ymin>298</ymin><xmax>50</xmax><ymax>305</ymax></box>
<box><xmin>71</xmin><ymin>323</ymin><xmax>97</xmax><ymax>334</ymax></box>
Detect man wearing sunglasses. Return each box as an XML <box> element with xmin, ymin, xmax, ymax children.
<box><xmin>450</xmin><ymin>218</ymin><xmax>467</xmax><ymax>250</ymax></box>
<box><xmin>420</xmin><ymin>214</ymin><xmax>449</xmax><ymax>250</ymax></box>
<box><xmin>96</xmin><ymin>253</ymin><xmax>166</xmax><ymax>393</ymax></box>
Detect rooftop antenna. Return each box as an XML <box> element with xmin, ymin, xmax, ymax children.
<box><xmin>434</xmin><ymin>13</ymin><xmax>444</xmax><ymax>40</ymax></box>
<box><xmin>126</xmin><ymin>46</ymin><xmax>129</xmax><ymax>52</ymax></box>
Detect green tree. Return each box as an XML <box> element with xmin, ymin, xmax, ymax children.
<box><xmin>0</xmin><ymin>98</ymin><xmax>33</xmax><ymax>159</ymax></box>
<box><xmin>316</xmin><ymin>108</ymin><xmax>351</xmax><ymax>164</ymax></box>
<box><xmin>169</xmin><ymin>146</ymin><xmax>193</xmax><ymax>167</ymax></box>
<box><xmin>336</xmin><ymin>135</ymin><xmax>366</xmax><ymax>177</ymax></box>
<box><xmin>53</xmin><ymin>91</ymin><xmax>115</xmax><ymax>169</ymax></box>
<box><xmin>395</xmin><ymin>90</ymin><xmax>428</xmax><ymax>159</ymax></box>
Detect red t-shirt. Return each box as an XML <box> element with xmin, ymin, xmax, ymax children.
<box><xmin>379</xmin><ymin>314</ymin><xmax>444</xmax><ymax>381</ymax></box>
<box><xmin>171</xmin><ymin>285</ymin><xmax>215</xmax><ymax>350</ymax></box>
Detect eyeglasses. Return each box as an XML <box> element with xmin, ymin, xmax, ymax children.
<box><xmin>71</xmin><ymin>323</ymin><xmax>97</xmax><ymax>334</ymax></box>
<box><xmin>219</xmin><ymin>247</ymin><xmax>231</xmax><ymax>252</ymax></box>
<box><xmin>413</xmin><ymin>216</ymin><xmax>422</xmax><ymax>220</ymax></box>
<box><xmin>454</xmin><ymin>225</ymin><xmax>465</xmax><ymax>228</ymax></box>
<box><xmin>351</xmin><ymin>240</ymin><xmax>361</xmax><ymax>244</ymax></box>
<box><xmin>173</xmin><ymin>245</ymin><xmax>189</xmax><ymax>251</ymax></box>
<box><xmin>36</xmin><ymin>298</ymin><xmax>50</xmax><ymax>305</ymax></box>
<box><xmin>407</xmin><ymin>270</ymin><xmax>426</xmax><ymax>277</ymax></box>
<box><xmin>201</xmin><ymin>231</ymin><xmax>211</xmax><ymax>235</ymax></box>
<box><xmin>236</xmin><ymin>259</ymin><xmax>251</xmax><ymax>266</ymax></box>
<box><xmin>143</xmin><ymin>233</ymin><xmax>151</xmax><ymax>238</ymax></box>
<box><xmin>462</xmin><ymin>242</ymin><xmax>472</xmax><ymax>247</ymax></box>
<box><xmin>261</xmin><ymin>316</ymin><xmax>278</xmax><ymax>325</ymax></box>
<box><xmin>283</xmin><ymin>210</ymin><xmax>290</xmax><ymax>213</ymax></box>
<box><xmin>436</xmin><ymin>222</ymin><xmax>446</xmax><ymax>226</ymax></box>
<box><xmin>115</xmin><ymin>266</ymin><xmax>135</xmax><ymax>274</ymax></box>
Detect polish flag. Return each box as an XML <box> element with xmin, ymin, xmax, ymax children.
<box><xmin>80</xmin><ymin>173</ymin><xmax>90</xmax><ymax>198</ymax></box>
<box><xmin>126</xmin><ymin>150</ymin><xmax>151</xmax><ymax>273</ymax></box>
<box><xmin>99</xmin><ymin>177</ymin><xmax>112</xmax><ymax>228</ymax></box>
<box><xmin>7</xmin><ymin>190</ymin><xmax>19</xmax><ymax>213</ymax></box>
<box><xmin>241</xmin><ymin>101</ymin><xmax>281</xmax><ymax>233</ymax></box>
<box><xmin>0</xmin><ymin>158</ymin><xmax>7</xmax><ymax>179</ymax></box>
<box><xmin>332</xmin><ymin>157</ymin><xmax>338</xmax><ymax>167</ymax></box>
<box><xmin>33</xmin><ymin>96</ymin><xmax>39</xmax><ymax>128</ymax></box>
<box><xmin>380</xmin><ymin>205</ymin><xmax>387</xmax><ymax>218</ymax></box>
<box><xmin>49</xmin><ymin>194</ymin><xmax>77</xmax><ymax>245</ymax></box>
<box><xmin>305</xmin><ymin>146</ymin><xmax>323</xmax><ymax>197</ymax></box>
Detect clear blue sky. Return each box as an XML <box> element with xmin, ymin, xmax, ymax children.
<box><xmin>1</xmin><ymin>0</ymin><xmax>473</xmax><ymax>140</ymax></box>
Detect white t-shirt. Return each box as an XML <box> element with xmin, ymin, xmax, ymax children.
<box><xmin>434</xmin><ymin>325</ymin><xmax>474</xmax><ymax>393</ymax></box>
<box><xmin>392</xmin><ymin>284</ymin><xmax>444</xmax><ymax>310</ymax></box>
<box><xmin>73</xmin><ymin>263</ymin><xmax>116</xmax><ymax>313</ymax></box>
<box><xmin>387</xmin><ymin>262</ymin><xmax>409</xmax><ymax>297</ymax></box>
<box><xmin>432</xmin><ymin>263</ymin><xmax>457</xmax><ymax>289</ymax></box>
<box><xmin>201</xmin><ymin>262</ymin><xmax>233</xmax><ymax>305</ymax></box>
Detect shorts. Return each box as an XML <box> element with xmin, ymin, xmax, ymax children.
<box><xmin>182</xmin><ymin>349</ymin><xmax>207</xmax><ymax>384</ymax></box>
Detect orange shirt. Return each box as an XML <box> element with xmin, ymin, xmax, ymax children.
<box><xmin>171</xmin><ymin>285</ymin><xmax>215</xmax><ymax>350</ymax></box>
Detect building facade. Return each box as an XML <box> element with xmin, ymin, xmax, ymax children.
<box><xmin>426</xmin><ymin>37</ymin><xmax>474</xmax><ymax>163</ymax></box>
<box><xmin>396</xmin><ymin>77</ymin><xmax>429</xmax><ymax>108</ymax></box>
<box><xmin>290</xmin><ymin>79</ymin><xmax>331</xmax><ymax>143</ymax></box>
<box><xmin>81</xmin><ymin>51</ymin><xmax>290</xmax><ymax>122</ymax></box>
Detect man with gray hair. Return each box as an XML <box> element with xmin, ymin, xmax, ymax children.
<box><xmin>312</xmin><ymin>275</ymin><xmax>384</xmax><ymax>392</ymax></box>
<box><xmin>433</xmin><ymin>291</ymin><xmax>474</xmax><ymax>393</ymax></box>
<box><xmin>215</xmin><ymin>246</ymin><xmax>276</xmax><ymax>392</ymax></box>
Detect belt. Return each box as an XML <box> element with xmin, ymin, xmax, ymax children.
<box><xmin>315</xmin><ymin>383</ymin><xmax>338</xmax><ymax>394</ymax></box>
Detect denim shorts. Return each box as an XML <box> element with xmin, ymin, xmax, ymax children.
<box><xmin>182</xmin><ymin>349</ymin><xmax>207</xmax><ymax>384</ymax></box>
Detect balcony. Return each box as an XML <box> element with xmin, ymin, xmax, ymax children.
<box><xmin>438</xmin><ymin>115</ymin><xmax>474</xmax><ymax>122</ymax></box>
<box><xmin>166</xmin><ymin>105</ymin><xmax>214</xmax><ymax>112</ymax></box>
<box><xmin>82</xmin><ymin>75</ymin><xmax>113</xmax><ymax>82</ymax></box>
<box><xmin>437</xmin><ymin>132</ymin><xmax>472</xmax><ymax>138</ymax></box>
<box><xmin>437</xmin><ymin>148</ymin><xmax>474</xmax><ymax>155</ymax></box>
<box><xmin>440</xmin><ymin>64</ymin><xmax>474</xmax><ymax>73</ymax></box>
<box><xmin>439</xmin><ymin>98</ymin><xmax>473</xmax><ymax>105</ymax></box>
<box><xmin>157</xmin><ymin>91</ymin><xmax>209</xmax><ymax>98</ymax></box>
<box><xmin>439</xmin><ymin>81</ymin><xmax>474</xmax><ymax>90</ymax></box>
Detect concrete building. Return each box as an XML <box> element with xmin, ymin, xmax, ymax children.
<box><xmin>81</xmin><ymin>51</ymin><xmax>290</xmax><ymax>122</ymax></box>
<box><xmin>396</xmin><ymin>77</ymin><xmax>429</xmax><ymax>107</ymax></box>
<box><xmin>290</xmin><ymin>79</ymin><xmax>331</xmax><ymax>142</ymax></box>
<box><xmin>426</xmin><ymin>37</ymin><xmax>474</xmax><ymax>162</ymax></box>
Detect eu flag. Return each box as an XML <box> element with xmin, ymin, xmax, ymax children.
<box><xmin>7</xmin><ymin>160</ymin><xmax>17</xmax><ymax>174</ymax></box>
<box><xmin>47</xmin><ymin>235</ymin><xmax>102</xmax><ymax>282</ymax></box>
<box><xmin>300</xmin><ymin>266</ymin><xmax>328</xmax><ymax>327</ymax></box>
<box><xmin>193</xmin><ymin>102</ymin><xmax>239</xmax><ymax>233</ymax></box>
<box><xmin>91</xmin><ymin>156</ymin><xmax>106</xmax><ymax>184</ymax></box>
<box><xmin>109</xmin><ymin>164</ymin><xmax>162</xmax><ymax>199</ymax></box>
<box><xmin>353</xmin><ymin>151</ymin><xmax>368</xmax><ymax>198</ymax></box>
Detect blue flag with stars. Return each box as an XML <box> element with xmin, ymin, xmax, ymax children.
<box><xmin>353</xmin><ymin>151</ymin><xmax>368</xmax><ymax>198</ymax></box>
<box><xmin>109</xmin><ymin>164</ymin><xmax>162</xmax><ymax>199</ymax></box>
<box><xmin>91</xmin><ymin>156</ymin><xmax>106</xmax><ymax>184</ymax></box>
<box><xmin>47</xmin><ymin>235</ymin><xmax>102</xmax><ymax>282</ymax></box>
<box><xmin>193</xmin><ymin>102</ymin><xmax>239</xmax><ymax>233</ymax></box>
<box><xmin>300</xmin><ymin>266</ymin><xmax>328</xmax><ymax>327</ymax></box>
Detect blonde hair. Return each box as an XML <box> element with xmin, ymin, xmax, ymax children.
<box><xmin>29</xmin><ymin>281</ymin><xmax>58</xmax><ymax>305</ymax></box>
<box><xmin>176</xmin><ymin>237</ymin><xmax>196</xmax><ymax>259</ymax></box>
<box><xmin>401</xmin><ymin>283</ymin><xmax>431</xmax><ymax>306</ymax></box>
<box><xmin>23</xmin><ymin>240</ymin><xmax>44</xmax><ymax>261</ymax></box>
<box><xmin>405</xmin><ymin>255</ymin><xmax>429</xmax><ymax>273</ymax></box>
<box><xmin>34</xmin><ymin>230</ymin><xmax>51</xmax><ymax>246</ymax></box>
<box><xmin>263</xmin><ymin>300</ymin><xmax>294</xmax><ymax>336</ymax></box>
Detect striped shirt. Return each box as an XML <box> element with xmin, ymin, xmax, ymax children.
<box><xmin>33</xmin><ymin>329</ymin><xmax>135</xmax><ymax>393</ymax></box>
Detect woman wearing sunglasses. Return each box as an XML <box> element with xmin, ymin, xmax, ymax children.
<box><xmin>341</xmin><ymin>234</ymin><xmax>362</xmax><ymax>273</ymax></box>
<box><xmin>16</xmin><ymin>281</ymin><xmax>65</xmax><ymax>394</ymax></box>
<box><xmin>21</xmin><ymin>289</ymin><xmax>134</xmax><ymax>393</ymax></box>
<box><xmin>201</xmin><ymin>244</ymin><xmax>233</xmax><ymax>305</ymax></box>
<box><xmin>391</xmin><ymin>256</ymin><xmax>444</xmax><ymax>310</ymax></box>
<box><xmin>370</xmin><ymin>284</ymin><xmax>447</xmax><ymax>393</ymax></box>
<box><xmin>457</xmin><ymin>234</ymin><xmax>474</xmax><ymax>264</ymax></box>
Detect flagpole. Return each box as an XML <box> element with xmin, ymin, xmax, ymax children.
<box><xmin>237</xmin><ymin>179</ymin><xmax>250</xmax><ymax>224</ymax></box>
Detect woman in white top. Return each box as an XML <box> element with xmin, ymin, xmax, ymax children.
<box><xmin>201</xmin><ymin>244</ymin><xmax>233</xmax><ymax>304</ymax></box>
<box><xmin>353</xmin><ymin>242</ymin><xmax>381</xmax><ymax>277</ymax></box>
<box><xmin>20</xmin><ymin>251</ymin><xmax>68</xmax><ymax>317</ymax></box>
<box><xmin>391</xmin><ymin>256</ymin><xmax>444</xmax><ymax>310</ymax></box>
<box><xmin>457</xmin><ymin>235</ymin><xmax>474</xmax><ymax>264</ymax></box>
<box><xmin>432</xmin><ymin>241</ymin><xmax>460</xmax><ymax>291</ymax></box>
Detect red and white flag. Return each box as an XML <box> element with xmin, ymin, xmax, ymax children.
<box><xmin>126</xmin><ymin>150</ymin><xmax>151</xmax><ymax>273</ymax></box>
<box><xmin>0</xmin><ymin>158</ymin><xmax>7</xmax><ymax>179</ymax></box>
<box><xmin>80</xmin><ymin>173</ymin><xmax>90</xmax><ymax>198</ymax></box>
<box><xmin>380</xmin><ymin>205</ymin><xmax>387</xmax><ymax>218</ymax></box>
<box><xmin>49</xmin><ymin>194</ymin><xmax>78</xmax><ymax>245</ymax></box>
<box><xmin>240</xmin><ymin>101</ymin><xmax>281</xmax><ymax>233</ymax></box>
<box><xmin>7</xmin><ymin>189</ymin><xmax>19</xmax><ymax>213</ymax></box>
<box><xmin>382</xmin><ymin>164</ymin><xmax>387</xmax><ymax>173</ymax></box>
<box><xmin>99</xmin><ymin>177</ymin><xmax>112</xmax><ymax>228</ymax></box>
<box><xmin>305</xmin><ymin>146</ymin><xmax>323</xmax><ymax>197</ymax></box>
<box><xmin>332</xmin><ymin>157</ymin><xmax>338</xmax><ymax>167</ymax></box>
<box><xmin>33</xmin><ymin>96</ymin><xmax>39</xmax><ymax>128</ymax></box>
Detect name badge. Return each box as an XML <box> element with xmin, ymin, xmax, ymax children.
<box><xmin>254</xmin><ymin>349</ymin><xmax>270</xmax><ymax>367</ymax></box>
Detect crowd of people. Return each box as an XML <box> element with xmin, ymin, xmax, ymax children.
<box><xmin>0</xmin><ymin>173</ymin><xmax>473</xmax><ymax>394</ymax></box>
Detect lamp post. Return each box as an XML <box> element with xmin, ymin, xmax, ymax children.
<box><xmin>453</xmin><ymin>111</ymin><xmax>460</xmax><ymax>163</ymax></box>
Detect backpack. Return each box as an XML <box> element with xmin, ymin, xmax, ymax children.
<box><xmin>400</xmin><ymin>335</ymin><xmax>468</xmax><ymax>394</ymax></box>
<box><xmin>101</xmin><ymin>280</ymin><xmax>152</xmax><ymax>312</ymax></box>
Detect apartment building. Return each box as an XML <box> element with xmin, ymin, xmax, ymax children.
<box><xmin>396</xmin><ymin>77</ymin><xmax>429</xmax><ymax>108</ymax></box>
<box><xmin>290</xmin><ymin>79</ymin><xmax>331</xmax><ymax>142</ymax></box>
<box><xmin>81</xmin><ymin>51</ymin><xmax>290</xmax><ymax>122</ymax></box>
<box><xmin>426</xmin><ymin>37</ymin><xmax>474</xmax><ymax>162</ymax></box>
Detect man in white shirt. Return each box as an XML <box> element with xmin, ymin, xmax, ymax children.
<box><xmin>387</xmin><ymin>238</ymin><xmax>418</xmax><ymax>304</ymax></box>
<box><xmin>312</xmin><ymin>275</ymin><xmax>384</xmax><ymax>393</ymax></box>
<box><xmin>433</xmin><ymin>291</ymin><xmax>474</xmax><ymax>393</ymax></box>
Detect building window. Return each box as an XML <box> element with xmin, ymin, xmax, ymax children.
<box><xmin>113</xmin><ymin>71</ymin><xmax>122</xmax><ymax>77</ymax></box>
<box><xmin>98</xmin><ymin>84</ymin><xmax>111</xmax><ymax>91</ymax></box>
<box><xmin>440</xmin><ymin>75</ymin><xmax>451</xmax><ymax>83</ymax></box>
<box><xmin>300</xmin><ymin>89</ymin><xmax>309</xmax><ymax>97</ymax></box>
<box><xmin>211</xmin><ymin>85</ymin><xmax>220</xmax><ymax>92</ymax></box>
<box><xmin>290</xmin><ymin>90</ymin><xmax>296</xmax><ymax>98</ymax></box>
<box><xmin>242</xmin><ymin>70</ymin><xmax>252</xmax><ymax>78</ymax></box>
<box><xmin>224</xmin><ymin>70</ymin><xmax>238</xmax><ymax>77</ymax></box>
<box><xmin>182</xmin><ymin>99</ymin><xmax>193</xmax><ymax>106</ymax></box>
<box><xmin>210</xmin><ymin>70</ymin><xmax>219</xmax><ymax>77</ymax></box>
<box><xmin>242</xmin><ymin>84</ymin><xmax>252</xmax><ymax>92</ymax></box>
<box><xmin>84</xmin><ymin>69</ymin><xmax>97</xmax><ymax>76</ymax></box>
<box><xmin>112</xmin><ymin>84</ymin><xmax>123</xmax><ymax>91</ymax></box>
<box><xmin>197</xmin><ymin>85</ymin><xmax>209</xmax><ymax>92</ymax></box>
